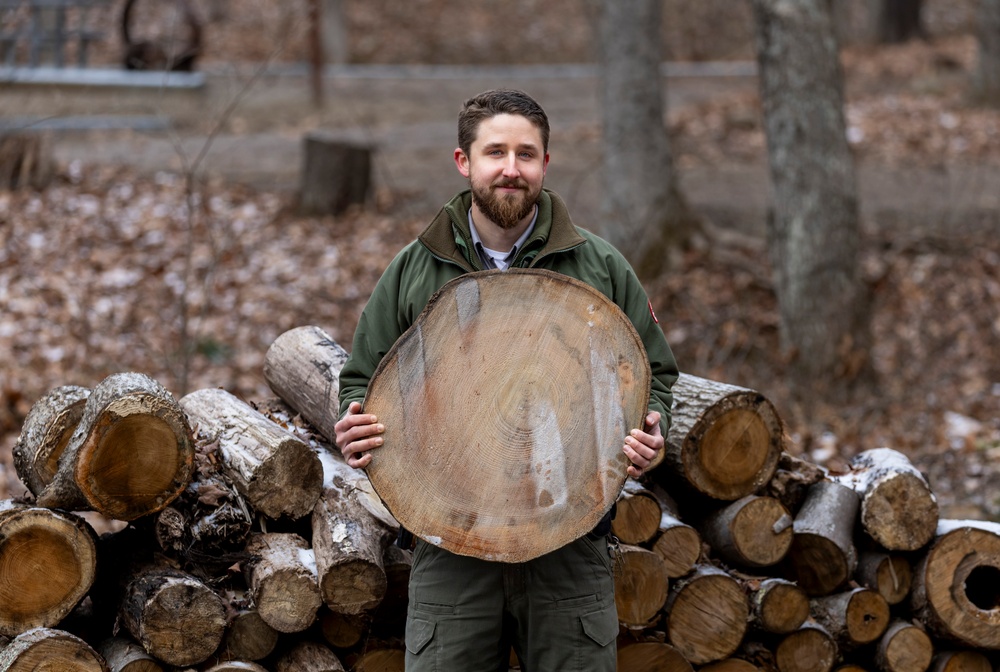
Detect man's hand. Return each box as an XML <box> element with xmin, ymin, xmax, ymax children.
<box><xmin>334</xmin><ymin>401</ymin><xmax>384</xmax><ymax>469</ymax></box>
<box><xmin>623</xmin><ymin>410</ymin><xmax>663</xmax><ymax>479</ymax></box>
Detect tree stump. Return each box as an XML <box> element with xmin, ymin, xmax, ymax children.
<box><xmin>362</xmin><ymin>270</ymin><xmax>650</xmax><ymax>562</ymax></box>
<box><xmin>299</xmin><ymin>130</ymin><xmax>372</xmax><ymax>216</ymax></box>
<box><xmin>665</xmin><ymin>564</ymin><xmax>748</xmax><ymax>664</ymax></box>
<box><xmin>0</xmin><ymin>627</ymin><xmax>105</xmax><ymax>671</ymax></box>
<box><xmin>0</xmin><ymin>502</ymin><xmax>98</xmax><ymax>637</ymax></box>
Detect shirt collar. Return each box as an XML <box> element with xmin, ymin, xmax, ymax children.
<box><xmin>468</xmin><ymin>206</ymin><xmax>538</xmax><ymax>269</ymax></box>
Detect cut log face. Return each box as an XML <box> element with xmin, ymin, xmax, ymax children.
<box><xmin>666</xmin><ymin>565</ymin><xmax>748</xmax><ymax>664</ymax></box>
<box><xmin>614</xmin><ymin>544</ymin><xmax>670</xmax><ymax>627</ymax></box>
<box><xmin>0</xmin><ymin>503</ymin><xmax>98</xmax><ymax>637</ymax></box>
<box><xmin>929</xmin><ymin>650</ymin><xmax>993</xmax><ymax>672</ymax></box>
<box><xmin>876</xmin><ymin>619</ymin><xmax>933</xmax><ymax>672</ymax></box>
<box><xmin>911</xmin><ymin>520</ymin><xmax>1000</xmax><ymax>648</ymax></box>
<box><xmin>775</xmin><ymin>621</ymin><xmax>837</xmax><ymax>672</ymax></box>
<box><xmin>363</xmin><ymin>270</ymin><xmax>650</xmax><ymax>563</ymax></box>
<box><xmin>857</xmin><ymin>552</ymin><xmax>912</xmax><ymax>606</ymax></box>
<box><xmin>701</xmin><ymin>495</ymin><xmax>793</xmax><ymax>568</ymax></box>
<box><xmin>12</xmin><ymin>385</ymin><xmax>90</xmax><ymax>495</ymax></box>
<box><xmin>0</xmin><ymin>627</ymin><xmax>105</xmax><ymax>671</ymax></box>
<box><xmin>749</xmin><ymin>578</ymin><xmax>809</xmax><ymax>634</ymax></box>
<box><xmin>243</xmin><ymin>533</ymin><xmax>322</xmax><ymax>634</ymax></box>
<box><xmin>810</xmin><ymin>587</ymin><xmax>890</xmax><ymax>648</ymax></box>
<box><xmin>615</xmin><ymin>642</ymin><xmax>694</xmax><ymax>672</ymax></box>
<box><xmin>613</xmin><ymin>480</ymin><xmax>664</xmax><ymax>545</ymax></box>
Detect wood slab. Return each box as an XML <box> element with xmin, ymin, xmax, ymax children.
<box><xmin>363</xmin><ymin>269</ymin><xmax>651</xmax><ymax>562</ymax></box>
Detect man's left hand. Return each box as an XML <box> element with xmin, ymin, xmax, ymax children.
<box><xmin>623</xmin><ymin>411</ymin><xmax>663</xmax><ymax>479</ymax></box>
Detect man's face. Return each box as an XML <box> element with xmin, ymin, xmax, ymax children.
<box><xmin>454</xmin><ymin>114</ymin><xmax>550</xmax><ymax>231</ymax></box>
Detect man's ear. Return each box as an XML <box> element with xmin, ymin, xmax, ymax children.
<box><xmin>454</xmin><ymin>148</ymin><xmax>471</xmax><ymax>178</ymax></box>
<box><xmin>543</xmin><ymin>152</ymin><xmax>550</xmax><ymax>175</ymax></box>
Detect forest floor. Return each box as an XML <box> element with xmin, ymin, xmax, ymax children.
<box><xmin>2</xmin><ymin>34</ymin><xmax>999</xmax><ymax>522</ymax></box>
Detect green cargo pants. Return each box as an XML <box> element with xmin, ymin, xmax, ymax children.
<box><xmin>404</xmin><ymin>533</ymin><xmax>619</xmax><ymax>671</ymax></box>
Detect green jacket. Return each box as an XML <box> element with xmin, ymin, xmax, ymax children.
<box><xmin>338</xmin><ymin>188</ymin><xmax>678</xmax><ymax>435</ymax></box>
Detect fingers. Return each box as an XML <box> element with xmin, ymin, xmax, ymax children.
<box><xmin>334</xmin><ymin>402</ymin><xmax>384</xmax><ymax>469</ymax></box>
<box><xmin>624</xmin><ymin>410</ymin><xmax>664</xmax><ymax>479</ymax></box>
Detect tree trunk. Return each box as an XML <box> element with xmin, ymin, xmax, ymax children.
<box><xmin>752</xmin><ymin>0</ymin><xmax>871</xmax><ymax>402</ymax></box>
<box><xmin>876</xmin><ymin>619</ymin><xmax>934</xmax><ymax>672</ymax></box>
<box><xmin>616</xmin><ymin>641</ymin><xmax>694</xmax><ymax>672</ymax></box>
<box><xmin>910</xmin><ymin>520</ymin><xmax>1000</xmax><ymax>649</ymax></box>
<box><xmin>179</xmin><ymin>387</ymin><xmax>324</xmax><ymax>520</ymax></box>
<box><xmin>833</xmin><ymin>447</ymin><xmax>939</xmax><ymax>551</ymax></box>
<box><xmin>12</xmin><ymin>385</ymin><xmax>90</xmax><ymax>495</ymax></box>
<box><xmin>0</xmin><ymin>133</ymin><xmax>56</xmax><ymax>191</ymax></box>
<box><xmin>0</xmin><ymin>502</ymin><xmax>98</xmax><ymax>637</ymax></box>
<box><xmin>242</xmin><ymin>533</ymin><xmax>322</xmax><ymax>634</ymax></box>
<box><xmin>263</xmin><ymin>325</ymin><xmax>350</xmax><ymax>445</ymax></box>
<box><xmin>973</xmin><ymin>0</ymin><xmax>1000</xmax><ymax>105</ymax></box>
<box><xmin>0</xmin><ymin>628</ymin><xmax>105</xmax><ymax>671</ymax></box>
<box><xmin>747</xmin><ymin>577</ymin><xmax>809</xmax><ymax>635</ymax></box>
<box><xmin>774</xmin><ymin>620</ymin><xmax>837</xmax><ymax>672</ymax></box>
<box><xmin>34</xmin><ymin>372</ymin><xmax>194</xmax><ymax>521</ymax></box>
<box><xmin>119</xmin><ymin>566</ymin><xmax>227</xmax><ymax>667</ymax></box>
<box><xmin>699</xmin><ymin>495</ymin><xmax>793</xmax><ymax>568</ymax></box>
<box><xmin>614</xmin><ymin>544</ymin><xmax>670</xmax><ymax>628</ymax></box>
<box><xmin>299</xmin><ymin>131</ymin><xmax>372</xmax><ymax>216</ymax></box>
<box><xmin>655</xmin><ymin>373</ymin><xmax>782</xmax><ymax>502</ymax></box>
<box><xmin>784</xmin><ymin>480</ymin><xmax>860</xmax><ymax>596</ymax></box>
<box><xmin>274</xmin><ymin>640</ymin><xmax>346</xmax><ymax>672</ymax></box>
<box><xmin>598</xmin><ymin>0</ymin><xmax>702</xmax><ymax>278</ymax></box>
<box><xmin>856</xmin><ymin>551</ymin><xmax>913</xmax><ymax>606</ymax></box>
<box><xmin>665</xmin><ymin>565</ymin><xmax>748</xmax><ymax>664</ymax></box>
<box><xmin>929</xmin><ymin>650</ymin><xmax>993</xmax><ymax>672</ymax></box>
<box><xmin>809</xmin><ymin>587</ymin><xmax>890</xmax><ymax>650</ymax></box>
<box><xmin>97</xmin><ymin>636</ymin><xmax>163</xmax><ymax>672</ymax></box>
<box><xmin>877</xmin><ymin>0</ymin><xmax>925</xmax><ymax>43</ymax></box>
<box><xmin>361</xmin><ymin>270</ymin><xmax>647</xmax><ymax>563</ymax></box>
<box><xmin>649</xmin><ymin>484</ymin><xmax>702</xmax><ymax>578</ymax></box>
<box><xmin>613</xmin><ymin>479</ymin><xmax>665</xmax><ymax>545</ymax></box>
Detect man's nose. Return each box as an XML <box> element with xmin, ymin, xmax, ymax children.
<box><xmin>502</xmin><ymin>154</ymin><xmax>520</xmax><ymax>176</ymax></box>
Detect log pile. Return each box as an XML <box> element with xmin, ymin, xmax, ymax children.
<box><xmin>2</xmin><ymin>326</ymin><xmax>999</xmax><ymax>672</ymax></box>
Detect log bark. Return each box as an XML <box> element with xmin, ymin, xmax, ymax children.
<box><xmin>614</xmin><ymin>544</ymin><xmax>670</xmax><ymax>628</ymax></box>
<box><xmin>97</xmin><ymin>635</ymin><xmax>164</xmax><ymax>671</ymax></box>
<box><xmin>243</xmin><ymin>533</ymin><xmax>322</xmax><ymax>634</ymax></box>
<box><xmin>275</xmin><ymin>640</ymin><xmax>346</xmax><ymax>672</ymax></box>
<box><xmin>180</xmin><ymin>387</ymin><xmax>324</xmax><ymax>520</ymax></box>
<box><xmin>616</xmin><ymin>641</ymin><xmax>694</xmax><ymax>672</ymax></box>
<box><xmin>361</xmin><ymin>270</ymin><xmax>647</xmax><ymax>562</ymax></box>
<box><xmin>649</xmin><ymin>484</ymin><xmax>702</xmax><ymax>578</ymax></box>
<box><xmin>0</xmin><ymin>501</ymin><xmax>98</xmax><ymax>637</ymax></box>
<box><xmin>666</xmin><ymin>564</ymin><xmax>748</xmax><ymax>664</ymax></box>
<box><xmin>613</xmin><ymin>479</ymin><xmax>664</xmax><ymax>545</ymax></box>
<box><xmin>657</xmin><ymin>373</ymin><xmax>782</xmax><ymax>501</ymax></box>
<box><xmin>774</xmin><ymin>620</ymin><xmax>838</xmax><ymax>672</ymax></box>
<box><xmin>34</xmin><ymin>372</ymin><xmax>194</xmax><ymax>521</ymax></box>
<box><xmin>263</xmin><ymin>325</ymin><xmax>350</xmax><ymax>444</ymax></box>
<box><xmin>747</xmin><ymin>578</ymin><xmax>809</xmax><ymax>635</ymax></box>
<box><xmin>119</xmin><ymin>566</ymin><xmax>227</xmax><ymax>666</ymax></box>
<box><xmin>12</xmin><ymin>385</ymin><xmax>90</xmax><ymax>495</ymax></box>
<box><xmin>0</xmin><ymin>627</ymin><xmax>105</xmax><ymax>671</ymax></box>
<box><xmin>857</xmin><ymin>551</ymin><xmax>912</xmax><ymax>606</ymax></box>
<box><xmin>763</xmin><ymin>451</ymin><xmax>827</xmax><ymax>514</ymax></box>
<box><xmin>298</xmin><ymin>131</ymin><xmax>372</xmax><ymax>216</ymax></box>
<box><xmin>910</xmin><ymin>519</ymin><xmax>1000</xmax><ymax>648</ymax></box>
<box><xmin>833</xmin><ymin>448</ymin><xmax>939</xmax><ymax>551</ymax></box>
<box><xmin>699</xmin><ymin>495</ymin><xmax>793</xmax><ymax>568</ymax></box>
<box><xmin>928</xmin><ymin>651</ymin><xmax>993</xmax><ymax>672</ymax></box>
<box><xmin>810</xmin><ymin>587</ymin><xmax>890</xmax><ymax>649</ymax></box>
<box><xmin>875</xmin><ymin>619</ymin><xmax>933</xmax><ymax>672</ymax></box>
<box><xmin>216</xmin><ymin>590</ymin><xmax>279</xmax><ymax>662</ymax></box>
<box><xmin>784</xmin><ymin>480</ymin><xmax>860</xmax><ymax>596</ymax></box>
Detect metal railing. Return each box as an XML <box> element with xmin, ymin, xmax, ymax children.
<box><xmin>0</xmin><ymin>0</ymin><xmax>110</xmax><ymax>68</ymax></box>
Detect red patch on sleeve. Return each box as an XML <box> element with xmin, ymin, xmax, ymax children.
<box><xmin>648</xmin><ymin>300</ymin><xmax>659</xmax><ymax>324</ymax></box>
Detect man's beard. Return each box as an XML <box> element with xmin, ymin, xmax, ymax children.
<box><xmin>470</xmin><ymin>178</ymin><xmax>541</xmax><ymax>230</ymax></box>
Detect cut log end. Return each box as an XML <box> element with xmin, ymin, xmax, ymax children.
<box><xmin>319</xmin><ymin>560</ymin><xmax>387</xmax><ymax>615</ymax></box>
<box><xmin>652</xmin><ymin>524</ymin><xmax>702</xmax><ymax>578</ymax></box>
<box><xmin>776</xmin><ymin>624</ymin><xmax>837</xmax><ymax>672</ymax></box>
<box><xmin>785</xmin><ymin>533</ymin><xmax>851</xmax><ymax>596</ymax></box>
<box><xmin>0</xmin><ymin>627</ymin><xmax>105</xmax><ymax>671</ymax></box>
<box><xmin>861</xmin><ymin>472</ymin><xmax>939</xmax><ymax>551</ymax></box>
<box><xmin>614</xmin><ymin>545</ymin><xmax>669</xmax><ymax>628</ymax></box>
<box><xmin>878</xmin><ymin>620</ymin><xmax>933</xmax><ymax>672</ymax></box>
<box><xmin>667</xmin><ymin>567</ymin><xmax>748</xmax><ymax>665</ymax></box>
<box><xmin>754</xmin><ymin>580</ymin><xmax>809</xmax><ymax>634</ymax></box>
<box><xmin>615</xmin><ymin>642</ymin><xmax>693</xmax><ymax>672</ymax></box>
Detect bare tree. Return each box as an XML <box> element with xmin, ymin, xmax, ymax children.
<box><xmin>597</xmin><ymin>0</ymin><xmax>701</xmax><ymax>279</ymax></box>
<box><xmin>752</xmin><ymin>0</ymin><xmax>873</xmax><ymax>404</ymax></box>
<box><xmin>877</xmin><ymin>0</ymin><xmax>926</xmax><ymax>43</ymax></box>
<box><xmin>973</xmin><ymin>0</ymin><xmax>1000</xmax><ymax>105</ymax></box>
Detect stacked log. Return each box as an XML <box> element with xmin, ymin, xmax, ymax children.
<box><xmin>4</xmin><ymin>324</ymin><xmax>1000</xmax><ymax>672</ymax></box>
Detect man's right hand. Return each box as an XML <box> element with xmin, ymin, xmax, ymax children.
<box><xmin>334</xmin><ymin>401</ymin><xmax>384</xmax><ymax>469</ymax></box>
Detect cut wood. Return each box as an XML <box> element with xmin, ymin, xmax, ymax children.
<box><xmin>350</xmin><ymin>649</ymin><xmax>405</xmax><ymax>672</ymax></box>
<box><xmin>833</xmin><ymin>448</ymin><xmax>939</xmax><ymax>551</ymax></box>
<box><xmin>12</xmin><ymin>385</ymin><xmax>90</xmax><ymax>495</ymax></box>
<box><xmin>857</xmin><ymin>551</ymin><xmax>912</xmax><ymax>606</ymax></box>
<box><xmin>774</xmin><ymin>620</ymin><xmax>838</xmax><ymax>672</ymax></box>
<box><xmin>699</xmin><ymin>494</ymin><xmax>792</xmax><ymax>568</ymax></box>
<box><xmin>0</xmin><ymin>501</ymin><xmax>98</xmax><ymax>637</ymax></box>
<box><xmin>263</xmin><ymin>325</ymin><xmax>350</xmax><ymax>444</ymax></box>
<box><xmin>911</xmin><ymin>519</ymin><xmax>1000</xmax><ymax>648</ymax></box>
<box><xmin>97</xmin><ymin>635</ymin><xmax>164</xmax><ymax>671</ymax></box>
<box><xmin>614</xmin><ymin>544</ymin><xmax>670</xmax><ymax>628</ymax></box>
<box><xmin>649</xmin><ymin>484</ymin><xmax>702</xmax><ymax>578</ymax></box>
<box><xmin>763</xmin><ymin>451</ymin><xmax>827</xmax><ymax>514</ymax></box>
<box><xmin>119</xmin><ymin>566</ymin><xmax>226</xmax><ymax>667</ymax></box>
<box><xmin>34</xmin><ymin>372</ymin><xmax>194</xmax><ymax>521</ymax></box>
<box><xmin>657</xmin><ymin>373</ymin><xmax>782</xmax><ymax>501</ymax></box>
<box><xmin>274</xmin><ymin>640</ymin><xmax>346</xmax><ymax>672</ymax></box>
<box><xmin>362</xmin><ymin>270</ymin><xmax>649</xmax><ymax>562</ymax></box>
<box><xmin>615</xmin><ymin>641</ymin><xmax>693</xmax><ymax>672</ymax></box>
<box><xmin>783</xmin><ymin>479</ymin><xmax>859</xmax><ymax>596</ymax></box>
<box><xmin>666</xmin><ymin>564</ymin><xmax>748</xmax><ymax>664</ymax></box>
<box><xmin>701</xmin><ymin>660</ymin><xmax>761</xmax><ymax>672</ymax></box>
<box><xmin>0</xmin><ymin>627</ymin><xmax>105</xmax><ymax>671</ymax></box>
<box><xmin>204</xmin><ymin>662</ymin><xmax>269</xmax><ymax>672</ymax></box>
<box><xmin>810</xmin><ymin>587</ymin><xmax>890</xmax><ymax>649</ymax></box>
<box><xmin>875</xmin><ymin>619</ymin><xmax>933</xmax><ymax>672</ymax></box>
<box><xmin>243</xmin><ymin>532</ymin><xmax>322</xmax><ymax>634</ymax></box>
<box><xmin>320</xmin><ymin>610</ymin><xmax>368</xmax><ymax>650</ymax></box>
<box><xmin>613</xmin><ymin>479</ymin><xmax>664</xmax><ymax>545</ymax></box>
<box><xmin>747</xmin><ymin>578</ymin><xmax>809</xmax><ymax>635</ymax></box>
<box><xmin>929</xmin><ymin>651</ymin><xmax>993</xmax><ymax>672</ymax></box>
<box><xmin>216</xmin><ymin>591</ymin><xmax>279</xmax><ymax>663</ymax></box>
<box><xmin>180</xmin><ymin>387</ymin><xmax>324</xmax><ymax>520</ymax></box>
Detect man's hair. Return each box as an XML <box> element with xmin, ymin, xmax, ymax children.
<box><xmin>457</xmin><ymin>89</ymin><xmax>550</xmax><ymax>156</ymax></box>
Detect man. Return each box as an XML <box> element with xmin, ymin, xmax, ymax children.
<box><xmin>335</xmin><ymin>88</ymin><xmax>678</xmax><ymax>671</ymax></box>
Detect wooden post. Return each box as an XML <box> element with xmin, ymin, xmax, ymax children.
<box><xmin>299</xmin><ymin>131</ymin><xmax>372</xmax><ymax>216</ymax></box>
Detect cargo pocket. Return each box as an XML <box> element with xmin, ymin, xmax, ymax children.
<box><xmin>580</xmin><ymin>604</ymin><xmax>619</xmax><ymax>648</ymax></box>
<box><xmin>406</xmin><ymin>616</ymin><xmax>436</xmax><ymax>655</ymax></box>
